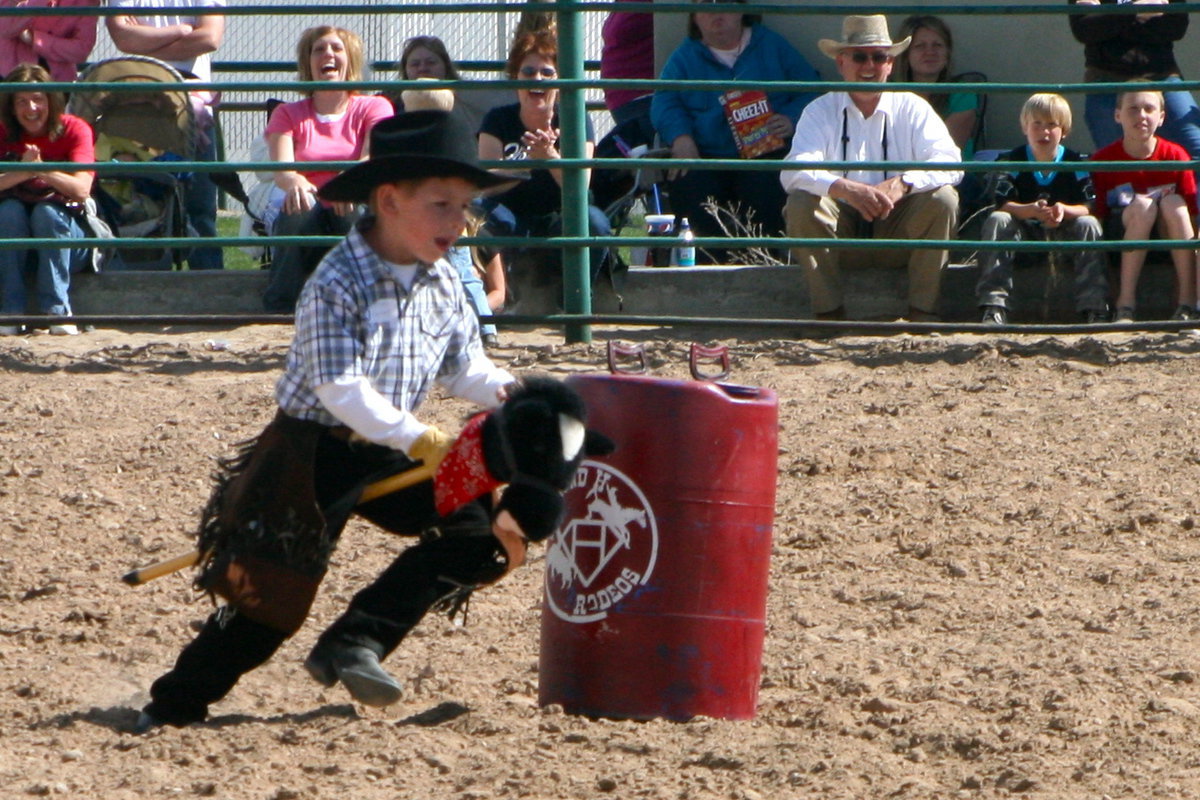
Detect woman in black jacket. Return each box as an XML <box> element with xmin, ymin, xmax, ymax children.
<box><xmin>1069</xmin><ymin>0</ymin><xmax>1200</xmax><ymax>163</ymax></box>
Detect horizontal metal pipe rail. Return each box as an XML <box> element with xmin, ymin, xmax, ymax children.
<box><xmin>8</xmin><ymin>235</ymin><xmax>1198</xmax><ymax>252</ymax></box>
<box><xmin>19</xmin><ymin>77</ymin><xmax>1200</xmax><ymax>95</ymax></box>
<box><xmin>3</xmin><ymin>2</ymin><xmax>1197</xmax><ymax>16</ymax></box>
<box><xmin>4</xmin><ymin>312</ymin><xmax>1198</xmax><ymax>339</ymax></box>
<box><xmin>3</xmin><ymin>1</ymin><xmax>1199</xmax><ymax>338</ymax></box>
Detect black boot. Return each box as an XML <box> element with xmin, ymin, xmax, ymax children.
<box><xmin>141</xmin><ymin>607</ymin><xmax>288</xmax><ymax>728</ymax></box>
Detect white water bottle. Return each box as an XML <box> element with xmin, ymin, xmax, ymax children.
<box><xmin>675</xmin><ymin>217</ymin><xmax>696</xmax><ymax>267</ymax></box>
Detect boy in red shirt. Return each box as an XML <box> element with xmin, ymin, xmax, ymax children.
<box><xmin>1090</xmin><ymin>88</ymin><xmax>1197</xmax><ymax>322</ymax></box>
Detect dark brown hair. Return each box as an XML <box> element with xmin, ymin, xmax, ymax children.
<box><xmin>0</xmin><ymin>63</ymin><xmax>66</xmax><ymax>143</ymax></box>
<box><xmin>687</xmin><ymin>0</ymin><xmax>760</xmax><ymax>41</ymax></box>
<box><xmin>399</xmin><ymin>35</ymin><xmax>461</xmax><ymax>81</ymax></box>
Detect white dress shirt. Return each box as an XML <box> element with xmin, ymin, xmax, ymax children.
<box><xmin>780</xmin><ymin>90</ymin><xmax>963</xmax><ymax>196</ymax></box>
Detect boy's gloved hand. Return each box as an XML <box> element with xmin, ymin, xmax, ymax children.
<box><xmin>408</xmin><ymin>426</ymin><xmax>455</xmax><ymax>468</ymax></box>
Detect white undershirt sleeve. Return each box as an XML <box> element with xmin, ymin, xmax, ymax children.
<box><xmin>314</xmin><ymin>375</ymin><xmax>429</xmax><ymax>453</ymax></box>
<box><xmin>439</xmin><ymin>352</ymin><xmax>516</xmax><ymax>409</ymax></box>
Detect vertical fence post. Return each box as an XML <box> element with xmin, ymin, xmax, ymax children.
<box><xmin>557</xmin><ymin>0</ymin><xmax>592</xmax><ymax>344</ymax></box>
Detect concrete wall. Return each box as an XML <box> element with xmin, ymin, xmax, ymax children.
<box><xmin>654</xmin><ymin>0</ymin><xmax>1200</xmax><ymax>153</ymax></box>
<box><xmin>71</xmin><ymin>260</ymin><xmax>1181</xmax><ymax>325</ymax></box>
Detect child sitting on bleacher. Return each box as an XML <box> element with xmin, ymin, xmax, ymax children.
<box><xmin>1090</xmin><ymin>86</ymin><xmax>1197</xmax><ymax>323</ymax></box>
<box><xmin>977</xmin><ymin>93</ymin><xmax>1108</xmax><ymax>325</ymax></box>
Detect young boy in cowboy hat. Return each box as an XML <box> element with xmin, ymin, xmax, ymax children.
<box><xmin>781</xmin><ymin>14</ymin><xmax>962</xmax><ymax>321</ymax></box>
<box><xmin>136</xmin><ymin>110</ymin><xmax>528</xmax><ymax>731</ymax></box>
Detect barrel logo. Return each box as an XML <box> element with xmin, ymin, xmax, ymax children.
<box><xmin>544</xmin><ymin>460</ymin><xmax>658</xmax><ymax>623</ymax></box>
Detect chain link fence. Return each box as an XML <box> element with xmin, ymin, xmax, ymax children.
<box><xmin>90</xmin><ymin>0</ymin><xmax>609</xmax><ymax>165</ymax></box>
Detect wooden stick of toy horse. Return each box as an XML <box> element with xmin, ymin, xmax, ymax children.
<box><xmin>122</xmin><ymin>375</ymin><xmax>613</xmax><ymax>587</ymax></box>
<box><xmin>121</xmin><ymin>461</ymin><xmax>437</xmax><ymax>586</ymax></box>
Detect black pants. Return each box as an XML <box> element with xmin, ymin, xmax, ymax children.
<box><xmin>145</xmin><ymin>429</ymin><xmax>507</xmax><ymax>726</ymax></box>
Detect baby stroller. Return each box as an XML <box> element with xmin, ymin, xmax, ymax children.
<box><xmin>69</xmin><ymin>56</ymin><xmax>195</xmax><ymax>271</ymax></box>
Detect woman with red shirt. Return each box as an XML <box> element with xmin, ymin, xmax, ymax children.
<box><xmin>0</xmin><ymin>63</ymin><xmax>95</xmax><ymax>335</ymax></box>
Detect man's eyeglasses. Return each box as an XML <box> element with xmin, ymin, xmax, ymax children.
<box><xmin>849</xmin><ymin>51</ymin><xmax>891</xmax><ymax>65</ymax></box>
<box><xmin>519</xmin><ymin>66</ymin><xmax>557</xmax><ymax>78</ymax></box>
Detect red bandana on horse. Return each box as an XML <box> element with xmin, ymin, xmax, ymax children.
<box><xmin>434</xmin><ymin>412</ymin><xmax>503</xmax><ymax>516</ymax></box>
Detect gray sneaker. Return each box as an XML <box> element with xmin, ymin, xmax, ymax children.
<box><xmin>306</xmin><ymin>643</ymin><xmax>403</xmax><ymax>707</ymax></box>
<box><xmin>1114</xmin><ymin>307</ymin><xmax>1135</xmax><ymax>323</ymax></box>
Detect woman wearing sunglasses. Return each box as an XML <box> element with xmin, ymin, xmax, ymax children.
<box><xmin>477</xmin><ymin>30</ymin><xmax>616</xmax><ymax>288</ymax></box>
<box><xmin>650</xmin><ymin>0</ymin><xmax>820</xmax><ymax>264</ymax></box>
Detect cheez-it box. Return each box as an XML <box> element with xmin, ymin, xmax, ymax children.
<box><xmin>719</xmin><ymin>89</ymin><xmax>783</xmax><ymax>159</ymax></box>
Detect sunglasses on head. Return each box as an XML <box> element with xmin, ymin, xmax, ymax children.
<box><xmin>519</xmin><ymin>66</ymin><xmax>557</xmax><ymax>78</ymax></box>
<box><xmin>850</xmin><ymin>51</ymin><xmax>891</xmax><ymax>64</ymax></box>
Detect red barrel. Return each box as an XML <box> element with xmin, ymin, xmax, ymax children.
<box><xmin>538</xmin><ymin>371</ymin><xmax>778</xmax><ymax>721</ymax></box>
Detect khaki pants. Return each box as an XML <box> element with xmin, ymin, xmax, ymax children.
<box><xmin>784</xmin><ymin>185</ymin><xmax>958</xmax><ymax>315</ymax></box>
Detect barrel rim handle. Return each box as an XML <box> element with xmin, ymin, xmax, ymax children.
<box><xmin>607</xmin><ymin>341</ymin><xmax>648</xmax><ymax>374</ymax></box>
<box><xmin>689</xmin><ymin>343</ymin><xmax>731</xmax><ymax>381</ymax></box>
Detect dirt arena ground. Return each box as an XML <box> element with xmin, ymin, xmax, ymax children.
<box><xmin>2</xmin><ymin>323</ymin><xmax>1200</xmax><ymax>799</ymax></box>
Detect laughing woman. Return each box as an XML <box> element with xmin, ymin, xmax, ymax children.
<box><xmin>262</xmin><ymin>25</ymin><xmax>393</xmax><ymax>312</ymax></box>
<box><xmin>477</xmin><ymin>30</ymin><xmax>615</xmax><ymax>286</ymax></box>
<box><xmin>0</xmin><ymin>64</ymin><xmax>95</xmax><ymax>336</ymax></box>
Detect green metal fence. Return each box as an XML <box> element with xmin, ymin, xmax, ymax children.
<box><xmin>2</xmin><ymin>2</ymin><xmax>1200</xmax><ymax>340</ymax></box>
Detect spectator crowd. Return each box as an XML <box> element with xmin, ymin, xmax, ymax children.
<box><xmin>1</xmin><ymin>0</ymin><xmax>1198</xmax><ymax>334</ymax></box>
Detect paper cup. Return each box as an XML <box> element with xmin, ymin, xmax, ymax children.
<box><xmin>645</xmin><ymin>214</ymin><xmax>675</xmax><ymax>236</ymax></box>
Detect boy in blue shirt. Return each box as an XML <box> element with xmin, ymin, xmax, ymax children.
<box><xmin>976</xmin><ymin>93</ymin><xmax>1108</xmax><ymax>324</ymax></box>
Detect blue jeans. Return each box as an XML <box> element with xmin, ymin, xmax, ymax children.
<box><xmin>1085</xmin><ymin>77</ymin><xmax>1200</xmax><ymax>171</ymax></box>
<box><xmin>975</xmin><ymin>211</ymin><xmax>1109</xmax><ymax>314</ymax></box>
<box><xmin>261</xmin><ymin>203</ymin><xmax>359</xmax><ymax>313</ymax></box>
<box><xmin>449</xmin><ymin>245</ymin><xmax>497</xmax><ymax>337</ymax></box>
<box><xmin>185</xmin><ymin>130</ymin><xmax>223</xmax><ymax>270</ymax></box>
<box><xmin>0</xmin><ymin>199</ymin><xmax>88</xmax><ymax>315</ymax></box>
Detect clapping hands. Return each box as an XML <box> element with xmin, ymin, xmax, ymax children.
<box><xmin>520</xmin><ymin>128</ymin><xmax>560</xmax><ymax>161</ymax></box>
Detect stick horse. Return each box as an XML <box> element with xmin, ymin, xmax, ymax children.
<box><xmin>131</xmin><ymin>376</ymin><xmax>613</xmax><ymax>727</ymax></box>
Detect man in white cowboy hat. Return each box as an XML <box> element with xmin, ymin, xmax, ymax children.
<box><xmin>780</xmin><ymin>14</ymin><xmax>962</xmax><ymax>321</ymax></box>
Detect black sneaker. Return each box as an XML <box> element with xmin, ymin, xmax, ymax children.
<box><xmin>303</xmin><ymin>642</ymin><xmax>339</xmax><ymax>688</ymax></box>
<box><xmin>1170</xmin><ymin>305</ymin><xmax>1195</xmax><ymax>322</ymax></box>
<box><xmin>980</xmin><ymin>305</ymin><xmax>1008</xmax><ymax>325</ymax></box>
<box><xmin>1114</xmin><ymin>307</ymin><xmax>1135</xmax><ymax>323</ymax></box>
<box><xmin>1082</xmin><ymin>308</ymin><xmax>1109</xmax><ymax>324</ymax></box>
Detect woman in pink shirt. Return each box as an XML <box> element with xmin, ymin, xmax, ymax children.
<box><xmin>262</xmin><ymin>25</ymin><xmax>392</xmax><ymax>312</ymax></box>
<box><xmin>0</xmin><ymin>0</ymin><xmax>100</xmax><ymax>82</ymax></box>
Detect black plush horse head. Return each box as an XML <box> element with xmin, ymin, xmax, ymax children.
<box><xmin>481</xmin><ymin>376</ymin><xmax>614</xmax><ymax>542</ymax></box>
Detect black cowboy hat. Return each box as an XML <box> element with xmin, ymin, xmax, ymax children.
<box><xmin>319</xmin><ymin>109</ymin><xmax>522</xmax><ymax>203</ymax></box>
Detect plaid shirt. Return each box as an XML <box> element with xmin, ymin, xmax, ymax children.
<box><xmin>276</xmin><ymin>220</ymin><xmax>488</xmax><ymax>425</ymax></box>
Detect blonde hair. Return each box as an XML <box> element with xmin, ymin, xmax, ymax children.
<box><xmin>400</xmin><ymin>80</ymin><xmax>455</xmax><ymax>112</ymax></box>
<box><xmin>1020</xmin><ymin>93</ymin><xmax>1073</xmax><ymax>137</ymax></box>
<box><xmin>296</xmin><ymin>26</ymin><xmax>364</xmax><ymax>96</ymax></box>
